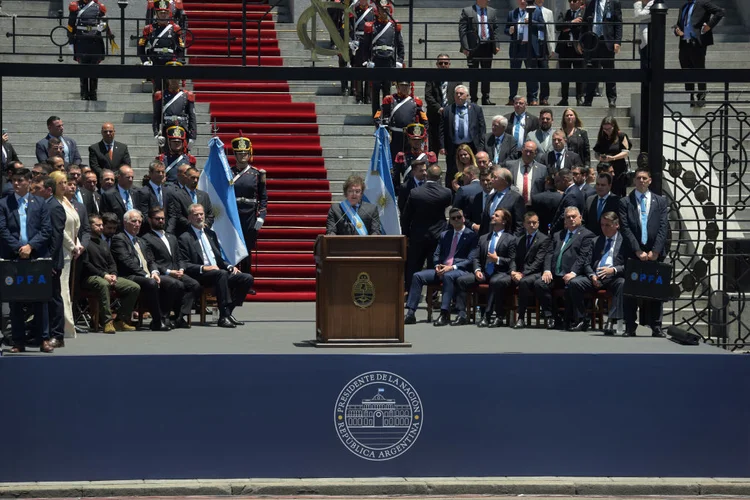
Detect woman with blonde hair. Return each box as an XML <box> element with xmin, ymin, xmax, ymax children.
<box><xmin>454</xmin><ymin>144</ymin><xmax>477</xmax><ymax>173</ymax></box>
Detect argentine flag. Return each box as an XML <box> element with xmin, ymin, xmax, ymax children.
<box><xmin>363</xmin><ymin>126</ymin><xmax>401</xmax><ymax>235</ymax></box>
<box><xmin>197</xmin><ymin>137</ymin><xmax>248</xmax><ymax>265</ymax></box>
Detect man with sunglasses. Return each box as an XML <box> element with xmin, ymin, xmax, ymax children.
<box><xmin>424</xmin><ymin>55</ymin><xmax>460</xmax><ymax>157</ymax></box>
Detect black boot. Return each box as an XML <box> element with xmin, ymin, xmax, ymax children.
<box><xmin>89</xmin><ymin>78</ymin><xmax>98</xmax><ymax>101</ymax></box>
<box><xmin>80</xmin><ymin>78</ymin><xmax>89</xmax><ymax>100</ymax></box>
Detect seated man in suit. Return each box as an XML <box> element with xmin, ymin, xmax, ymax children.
<box><xmin>584</xmin><ymin>172</ymin><xmax>620</xmax><ymax>235</ymax></box>
<box><xmin>546</xmin><ymin>130</ymin><xmax>583</xmax><ymax>171</ymax></box>
<box><xmin>326</xmin><ymin>174</ymin><xmax>381</xmax><ymax>235</ymax></box>
<box><xmin>568</xmin><ymin>211</ymin><xmax>629</xmax><ymax>334</ymax></box>
<box><xmin>534</xmin><ymin>206</ymin><xmax>596</xmax><ymax>329</ymax></box>
<box><xmin>80</xmin><ymin>214</ymin><xmax>141</xmax><ymax>333</ymax></box>
<box><xmin>484</xmin><ymin>115</ymin><xmax>518</xmax><ymax>165</ymax></box>
<box><xmin>110</xmin><ymin>209</ymin><xmax>172</xmax><ymax>331</ymax></box>
<box><xmin>404</xmin><ymin>207</ymin><xmax>478</xmax><ymax>326</ymax></box>
<box><xmin>454</xmin><ymin>208</ymin><xmax>517</xmax><ymax>327</ymax></box>
<box><xmin>142</xmin><ymin>206</ymin><xmax>200</xmax><ymax>328</ymax></box>
<box><xmin>167</xmin><ymin>167</ymin><xmax>214</xmax><ymax>236</ymax></box>
<box><xmin>511</xmin><ymin>211</ymin><xmax>551</xmax><ymax>329</ymax></box>
<box><xmin>550</xmin><ymin>168</ymin><xmax>586</xmax><ymax>233</ymax></box>
<box><xmin>504</xmin><ymin>140</ymin><xmax>546</xmax><ymax>206</ymax></box>
<box><xmin>88</xmin><ymin>122</ymin><xmax>132</xmax><ymax>181</ymax></box>
<box><xmin>0</xmin><ymin>167</ymin><xmax>54</xmax><ymax>352</ymax></box>
<box><xmin>178</xmin><ymin>203</ymin><xmax>254</xmax><ymax>328</ymax></box>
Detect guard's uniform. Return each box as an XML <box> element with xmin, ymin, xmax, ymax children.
<box><xmin>138</xmin><ymin>0</ymin><xmax>185</xmax><ymax>93</ymax></box>
<box><xmin>159</xmin><ymin>125</ymin><xmax>196</xmax><ymax>184</ymax></box>
<box><xmin>392</xmin><ymin>122</ymin><xmax>427</xmax><ymax>195</ymax></box>
<box><xmin>67</xmin><ymin>0</ymin><xmax>108</xmax><ymax>100</ymax></box>
<box><xmin>146</xmin><ymin>0</ymin><xmax>188</xmax><ymax>30</ymax></box>
<box><xmin>362</xmin><ymin>2</ymin><xmax>404</xmax><ymax>116</ymax></box>
<box><xmin>231</xmin><ymin>137</ymin><xmax>268</xmax><ymax>269</ymax></box>
<box><xmin>348</xmin><ymin>0</ymin><xmax>375</xmax><ymax>103</ymax></box>
<box><xmin>375</xmin><ymin>85</ymin><xmax>428</xmax><ymax>162</ymax></box>
<box><xmin>153</xmin><ymin>86</ymin><xmax>196</xmax><ymax>140</ymax></box>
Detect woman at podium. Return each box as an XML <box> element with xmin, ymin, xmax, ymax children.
<box><xmin>326</xmin><ymin>175</ymin><xmax>381</xmax><ymax>235</ymax></box>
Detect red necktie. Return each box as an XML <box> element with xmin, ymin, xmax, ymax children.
<box><xmin>522</xmin><ymin>166</ymin><xmax>530</xmax><ymax>205</ymax></box>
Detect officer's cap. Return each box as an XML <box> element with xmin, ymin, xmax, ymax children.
<box><xmin>154</xmin><ymin>0</ymin><xmax>170</xmax><ymax>11</ymax></box>
<box><xmin>232</xmin><ymin>136</ymin><xmax>253</xmax><ymax>153</ymax></box>
<box><xmin>166</xmin><ymin>125</ymin><xmax>186</xmax><ymax>139</ymax></box>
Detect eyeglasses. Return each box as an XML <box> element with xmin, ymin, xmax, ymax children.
<box><xmin>347</xmin><ymin>189</ymin><xmax>363</xmax><ymax>195</ymax></box>
<box><xmin>450</xmin><ymin>215</ymin><xmax>463</xmax><ymax>220</ymax></box>
<box><xmin>437</xmin><ymin>61</ymin><xmax>450</xmax><ymax>66</ymax></box>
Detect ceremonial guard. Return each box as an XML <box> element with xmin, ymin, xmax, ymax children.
<box><xmin>362</xmin><ymin>0</ymin><xmax>405</xmax><ymax>116</ymax></box>
<box><xmin>158</xmin><ymin>125</ymin><xmax>196</xmax><ymax>184</ymax></box>
<box><xmin>374</xmin><ymin>81</ymin><xmax>428</xmax><ymax>162</ymax></box>
<box><xmin>348</xmin><ymin>0</ymin><xmax>375</xmax><ymax>103</ymax></box>
<box><xmin>67</xmin><ymin>0</ymin><xmax>113</xmax><ymax>101</ymax></box>
<box><xmin>231</xmin><ymin>135</ymin><xmax>268</xmax><ymax>273</ymax></box>
<box><xmin>146</xmin><ymin>0</ymin><xmax>188</xmax><ymax>30</ymax></box>
<box><xmin>392</xmin><ymin>122</ymin><xmax>427</xmax><ymax>194</ymax></box>
<box><xmin>138</xmin><ymin>0</ymin><xmax>185</xmax><ymax>91</ymax></box>
<box><xmin>153</xmin><ymin>78</ymin><xmax>196</xmax><ymax>150</ymax></box>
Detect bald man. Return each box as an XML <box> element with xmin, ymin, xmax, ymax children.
<box><xmin>88</xmin><ymin>122</ymin><xmax>132</xmax><ymax>180</ymax></box>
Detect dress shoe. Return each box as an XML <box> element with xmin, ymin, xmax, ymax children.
<box><xmin>173</xmin><ymin>317</ymin><xmax>191</xmax><ymax>329</ymax></box>
<box><xmin>513</xmin><ymin>318</ymin><xmax>526</xmax><ymax>330</ymax></box>
<box><xmin>540</xmin><ymin>99</ymin><xmax>549</xmax><ymax>106</ymax></box>
<box><xmin>75</xmin><ymin>325</ymin><xmax>89</xmax><ymax>334</ymax></box>
<box><xmin>594</xmin><ymin>89</ymin><xmax>602</xmax><ymax>97</ymax></box>
<box><xmin>602</xmin><ymin>320</ymin><xmax>615</xmax><ymax>336</ymax></box>
<box><xmin>162</xmin><ymin>319</ymin><xmax>173</xmax><ymax>331</ymax></box>
<box><xmin>651</xmin><ymin>326</ymin><xmax>665</xmax><ymax>337</ymax></box>
<box><xmin>217</xmin><ymin>317</ymin><xmax>236</xmax><ymax>328</ymax></box>
<box><xmin>556</xmin><ymin>99</ymin><xmax>569</xmax><ymax>106</ymax></box>
<box><xmin>505</xmin><ymin>99</ymin><xmax>515</xmax><ymax>106</ymax></box>
<box><xmin>404</xmin><ymin>311</ymin><xmax>416</xmax><ymax>324</ymax></box>
<box><xmin>40</xmin><ymin>340</ymin><xmax>54</xmax><ymax>353</ymax></box>
<box><xmin>150</xmin><ymin>320</ymin><xmax>165</xmax><ymax>331</ymax></box>
<box><xmin>581</xmin><ymin>100</ymin><xmax>593</xmax><ymax>107</ymax></box>
<box><xmin>490</xmin><ymin>317</ymin><xmax>503</xmax><ymax>328</ymax></box>
<box><xmin>49</xmin><ymin>337</ymin><xmax>65</xmax><ymax>348</ymax></box>
<box><xmin>433</xmin><ymin>314</ymin><xmax>450</xmax><ymax>327</ymax></box>
<box><xmin>608</xmin><ymin>99</ymin><xmax>616</xmax><ymax>108</ymax></box>
<box><xmin>622</xmin><ymin>327</ymin><xmax>636</xmax><ymax>337</ymax></box>
<box><xmin>103</xmin><ymin>321</ymin><xmax>116</xmax><ymax>334</ymax></box>
<box><xmin>477</xmin><ymin>316</ymin><xmax>491</xmax><ymax>328</ymax></box>
<box><xmin>450</xmin><ymin>315</ymin><xmax>468</xmax><ymax>326</ymax></box>
<box><xmin>529</xmin><ymin>100</ymin><xmax>539</xmax><ymax>106</ymax></box>
<box><xmin>114</xmin><ymin>320</ymin><xmax>136</xmax><ymax>332</ymax></box>
<box><xmin>576</xmin><ymin>96</ymin><xmax>585</xmax><ymax>106</ymax></box>
<box><xmin>568</xmin><ymin>320</ymin><xmax>589</xmax><ymax>332</ymax></box>
<box><xmin>481</xmin><ymin>98</ymin><xmax>496</xmax><ymax>106</ymax></box>
<box><xmin>545</xmin><ymin>316</ymin><xmax>557</xmax><ymax>330</ymax></box>
<box><xmin>695</xmin><ymin>97</ymin><xmax>706</xmax><ymax>108</ymax></box>
<box><xmin>10</xmin><ymin>345</ymin><xmax>25</xmax><ymax>353</ymax></box>
<box><xmin>228</xmin><ymin>315</ymin><xmax>245</xmax><ymax>326</ymax></box>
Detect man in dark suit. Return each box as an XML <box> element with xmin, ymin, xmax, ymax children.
<box><xmin>465</xmin><ymin>168</ymin><xmax>494</xmax><ymax>233</ymax></box>
<box><xmin>568</xmin><ymin>211</ymin><xmax>628</xmax><ymax>333</ymax></box>
<box><xmin>480</xmin><ymin>166</ymin><xmax>526</xmax><ymax>236</ymax></box>
<box><xmin>584</xmin><ymin>172</ymin><xmax>620</xmax><ymax>235</ymax></box>
<box><xmin>81</xmin><ymin>171</ymin><xmax>101</xmax><ymax>216</ymax></box>
<box><xmin>452</xmin><ymin>163</ymin><xmax>483</xmax><ymax>215</ymax></box>
<box><xmin>167</xmin><ymin>167</ymin><xmax>214</xmax><ymax>236</ymax></box>
<box><xmin>534</xmin><ymin>206</ymin><xmax>595</xmax><ymax>329</ymax></box>
<box><xmin>673</xmin><ymin>0</ymin><xmax>724</xmax><ymax>107</ymax></box>
<box><xmin>572</xmin><ymin>165</ymin><xmax>596</xmax><ymax>199</ymax></box>
<box><xmin>459</xmin><ymin>0</ymin><xmax>501</xmax><ymax>105</ymax></box>
<box><xmin>142</xmin><ymin>206</ymin><xmax>200</xmax><ymax>328</ymax></box>
<box><xmin>404</xmin><ymin>207</ymin><xmax>478</xmax><ymax>326</ymax></box>
<box><xmin>454</xmin><ymin>207</ymin><xmax>516</xmax><ymax>326</ymax></box>
<box><xmin>178</xmin><ymin>203</ymin><xmax>254</xmax><ymax>328</ymax></box>
<box><xmin>505</xmin><ymin>97</ymin><xmax>539</xmax><ymax>151</ymax></box>
<box><xmin>439</xmin><ymin>85</ymin><xmax>486</xmax><ymax>188</ymax></box>
<box><xmin>110</xmin><ymin>209</ymin><xmax>171</xmax><ymax>331</ymax></box>
<box><xmin>555</xmin><ymin>0</ymin><xmax>586</xmax><ymax>106</ymax></box>
<box><xmin>142</xmin><ymin>160</ymin><xmax>171</xmax><ymax>230</ymax></box>
<box><xmin>397</xmin><ymin>154</ymin><xmax>431</xmax><ymax>216</ymax></box>
<box><xmin>100</xmin><ymin>169</ymin><xmax>116</xmax><ymax>194</ymax></box>
<box><xmin>35</xmin><ymin>116</ymin><xmax>82</xmax><ymax>165</ymax></box>
<box><xmin>505</xmin><ymin>0</ymin><xmax>533</xmax><ymax>105</ymax></box>
<box><xmin>504</xmin><ymin>141</ymin><xmax>546</xmax><ymax>206</ymax></box>
<box><xmin>0</xmin><ymin>168</ymin><xmax>53</xmax><ymax>352</ymax></box>
<box><xmin>546</xmin><ymin>130</ymin><xmax>583</xmax><ymax>171</ymax></box>
<box><xmin>424</xmin><ymin>55</ymin><xmax>460</xmax><ymax>155</ymax></box>
<box><xmin>485</xmin><ymin>115</ymin><xmax>519</xmax><ymax>165</ymax></box>
<box><xmin>100</xmin><ymin>165</ymin><xmax>151</xmax><ymax>228</ymax></box>
<box><xmin>550</xmin><ymin>168</ymin><xmax>586</xmax><ymax>233</ymax></box>
<box><xmin>581</xmin><ymin>0</ymin><xmax>623</xmax><ymax>107</ymax></box>
<box><xmin>511</xmin><ymin>211</ymin><xmax>551</xmax><ymax>328</ymax></box>
<box><xmin>1</xmin><ymin>135</ymin><xmax>19</xmax><ymax>171</ymax></box>
<box><xmin>618</xmin><ymin>168</ymin><xmax>669</xmax><ymax>337</ymax></box>
<box><xmin>88</xmin><ymin>122</ymin><xmax>132</xmax><ymax>180</ymax></box>
<box><xmin>325</xmin><ymin>174</ymin><xmax>381</xmax><ymax>235</ymax></box>
<box><xmin>402</xmin><ymin>165</ymin><xmax>453</xmax><ymax>289</ymax></box>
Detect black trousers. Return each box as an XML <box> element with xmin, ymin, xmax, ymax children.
<box><xmin>194</xmin><ymin>269</ymin><xmax>254</xmax><ymax>317</ymax></box>
<box><xmin>48</xmin><ymin>270</ymin><xmax>65</xmax><ymax>340</ymax></box>
<box><xmin>160</xmin><ymin>274</ymin><xmax>201</xmax><ymax>317</ymax></box>
<box><xmin>625</xmin><ymin>296</ymin><xmax>664</xmax><ymax>329</ymax></box>
<box><xmin>678</xmin><ymin>41</ymin><xmax>707</xmax><ymax>95</ymax></box>
<box><xmin>585</xmin><ymin>37</ymin><xmax>616</xmax><ymax>101</ymax></box>
<box><xmin>534</xmin><ymin>275</ymin><xmax>570</xmax><ymax>320</ymax></box>
<box><xmin>568</xmin><ymin>275</ymin><xmax>625</xmax><ymax>322</ymax></box>
<box><xmin>456</xmin><ymin>271</ymin><xmax>512</xmax><ymax>318</ymax></box>
<box><xmin>467</xmin><ymin>43</ymin><xmax>494</xmax><ymax>102</ymax></box>
<box><xmin>129</xmin><ymin>275</ymin><xmax>163</xmax><ymax>325</ymax></box>
<box><xmin>515</xmin><ymin>273</ymin><xmax>541</xmax><ymax>316</ymax></box>
<box><xmin>405</xmin><ymin>238</ymin><xmax>438</xmax><ymax>291</ymax></box>
<box><xmin>558</xmin><ymin>54</ymin><xmax>584</xmax><ymax>100</ymax></box>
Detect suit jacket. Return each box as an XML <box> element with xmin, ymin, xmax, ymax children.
<box><xmin>584</xmin><ymin>193</ymin><xmax>621</xmax><ymax>235</ymax></box>
<box><xmin>515</xmin><ymin>230</ymin><xmax>550</xmax><ymax>275</ymax></box>
<box><xmin>530</xmin><ymin>190</ymin><xmax>563</xmax><ymax>234</ymax></box>
<box><xmin>167</xmin><ymin>186</ymin><xmax>214</xmax><ymax>236</ymax></box>
<box><xmin>81</xmin><ymin>189</ymin><xmax>101</xmax><ymax>216</ymax></box>
<box><xmin>143</xmin><ymin>182</ymin><xmax>173</xmax><ymax>226</ymax></box>
<box><xmin>584</xmin><ymin>231</ymin><xmax>628</xmax><ymax>277</ymax></box>
<box><xmin>529</xmin><ymin>5</ymin><xmax>556</xmax><ymax>57</ymax></box>
<box><xmin>433</xmin><ymin>227</ymin><xmax>478</xmax><ymax>271</ymax></box>
<box><xmin>35</xmin><ymin>135</ymin><xmax>82</xmax><ymax>165</ymax></box>
<box><xmin>545</xmin><ymin>149</ymin><xmax>583</xmax><ymax>170</ymax></box>
<box><xmin>459</xmin><ymin>4</ymin><xmax>501</xmax><ymax>54</ymax></box>
<box><xmin>466</xmin><ymin>189</ymin><xmax>492</xmax><ymax>231</ymax></box>
<box><xmin>178</xmin><ymin>226</ymin><xmax>230</xmax><ymax>277</ymax></box>
<box><xmin>504</xmin><ymin>112</ymin><xmax>539</xmax><ymax>145</ymax></box>
<box><xmin>452</xmin><ymin>180</ymin><xmax>483</xmax><ymax>215</ymax></box>
<box><xmin>100</xmin><ymin>186</ymin><xmax>152</xmax><ymax>226</ymax></box>
<box><xmin>142</xmin><ymin>230</ymin><xmax>182</xmax><ymax>274</ymax></box>
<box><xmin>550</xmin><ymin>184</ymin><xmax>586</xmax><ymax>233</ymax></box>
<box><xmin>673</xmin><ymin>0</ymin><xmax>724</xmax><ymax>48</ymax></box>
<box><xmin>618</xmin><ymin>190</ymin><xmax>669</xmax><ymax>257</ymax></box>
<box><xmin>472</xmin><ymin>230</ymin><xmax>516</xmax><ymax>274</ymax></box>
<box><xmin>398</xmin><ymin>175</ymin><xmax>420</xmax><ymax>215</ymax></box>
<box><xmin>325</xmin><ymin>201</ymin><xmax>381</xmax><ymax>235</ymax></box>
<box><xmin>480</xmin><ymin>188</ymin><xmax>526</xmax><ymax>236</ymax></box>
<box><xmin>505</xmin><ymin>7</ymin><xmax>527</xmax><ymax>59</ymax></box>
<box><xmin>505</xmin><ymin>159</ymin><xmax>547</xmax><ymax>199</ymax></box>
<box><xmin>582</xmin><ymin>0</ymin><xmax>623</xmax><ymax>51</ymax></box>
<box><xmin>401</xmin><ymin>181</ymin><xmax>452</xmax><ymax>242</ymax></box>
<box><xmin>545</xmin><ymin>226</ymin><xmax>596</xmax><ymax>276</ymax></box>
<box><xmin>1</xmin><ymin>141</ymin><xmax>19</xmax><ymax>170</ymax></box>
<box><xmin>71</xmin><ymin>198</ymin><xmax>91</xmax><ymax>249</ymax></box>
<box><xmin>579</xmin><ymin>183</ymin><xmax>596</xmax><ymax>200</ymax></box>
<box><xmin>0</xmin><ymin>193</ymin><xmax>50</xmax><ymax>259</ymax></box>
<box><xmin>46</xmin><ymin>196</ymin><xmax>66</xmax><ymax>270</ymax></box>
<box><xmin>110</xmin><ymin>231</ymin><xmax>157</xmax><ymax>278</ymax></box>
<box><xmin>555</xmin><ymin>7</ymin><xmax>586</xmax><ymax>58</ymax></box>
<box><xmin>424</xmin><ymin>81</ymin><xmax>460</xmax><ymax>122</ymax></box>
<box><xmin>484</xmin><ymin>133</ymin><xmax>519</xmax><ymax>164</ymax></box>
<box><xmin>566</xmin><ymin>129</ymin><xmax>591</xmax><ymax>166</ymax></box>
<box><xmin>439</xmin><ymin>102</ymin><xmax>486</xmax><ymax>153</ymax></box>
<box><xmin>88</xmin><ymin>140</ymin><xmax>132</xmax><ymax>178</ymax></box>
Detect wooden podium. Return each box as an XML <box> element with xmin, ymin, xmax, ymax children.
<box><xmin>314</xmin><ymin>235</ymin><xmax>409</xmax><ymax>347</ymax></box>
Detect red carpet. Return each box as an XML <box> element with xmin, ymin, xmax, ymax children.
<box><xmin>186</xmin><ymin>0</ymin><xmax>327</xmax><ymax>302</ymax></box>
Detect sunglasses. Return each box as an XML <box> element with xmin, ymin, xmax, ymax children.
<box><xmin>450</xmin><ymin>215</ymin><xmax>463</xmax><ymax>220</ymax></box>
<box><xmin>437</xmin><ymin>61</ymin><xmax>450</xmax><ymax>66</ymax></box>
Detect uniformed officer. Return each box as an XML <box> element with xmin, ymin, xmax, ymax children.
<box><xmin>159</xmin><ymin>125</ymin><xmax>196</xmax><ymax>185</ymax></box>
<box><xmin>231</xmin><ymin>135</ymin><xmax>268</xmax><ymax>273</ymax></box>
<box><xmin>153</xmin><ymin>77</ymin><xmax>196</xmax><ymax>150</ymax></box>
<box><xmin>67</xmin><ymin>0</ymin><xmax>111</xmax><ymax>101</ymax></box>
<box><xmin>374</xmin><ymin>81</ymin><xmax>428</xmax><ymax>163</ymax></box>
<box><xmin>392</xmin><ymin>122</ymin><xmax>427</xmax><ymax>194</ymax></box>
<box><xmin>138</xmin><ymin>0</ymin><xmax>185</xmax><ymax>92</ymax></box>
<box><xmin>362</xmin><ymin>0</ymin><xmax>405</xmax><ymax>117</ymax></box>
<box><xmin>146</xmin><ymin>0</ymin><xmax>188</xmax><ymax>31</ymax></box>
<box><xmin>348</xmin><ymin>0</ymin><xmax>375</xmax><ymax>103</ymax></box>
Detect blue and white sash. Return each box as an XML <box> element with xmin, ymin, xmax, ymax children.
<box><xmin>340</xmin><ymin>201</ymin><xmax>368</xmax><ymax>236</ymax></box>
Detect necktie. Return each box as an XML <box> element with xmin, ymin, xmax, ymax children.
<box><xmin>440</xmin><ymin>82</ymin><xmax>448</xmax><ymax>107</ymax></box>
<box><xmin>490</xmin><ymin>191</ymin><xmax>504</xmax><ymax>214</ymax></box>
<box><xmin>485</xmin><ymin>231</ymin><xmax>498</xmax><ymax>275</ymax></box>
<box><xmin>123</xmin><ymin>190</ymin><xmax>133</xmax><ymax>211</ymax></box>
<box><xmin>481</xmin><ymin>8</ymin><xmax>488</xmax><ymax>40</ymax></box>
<box><xmin>555</xmin><ymin>152</ymin><xmax>562</xmax><ymax>169</ymax></box>
<box><xmin>513</xmin><ymin>116</ymin><xmax>522</xmax><ymax>147</ymax></box>
<box><xmin>522</xmin><ymin>165</ymin><xmax>530</xmax><ymax>205</ymax></box>
<box><xmin>133</xmin><ymin>239</ymin><xmax>150</xmax><ymax>276</ymax></box>
<box><xmin>640</xmin><ymin>194</ymin><xmax>648</xmax><ymax>245</ymax></box>
<box><xmin>76</xmin><ymin>189</ymin><xmax>83</xmax><ymax>204</ymax></box>
<box><xmin>527</xmin><ymin>233</ymin><xmax>533</xmax><ymax>250</ymax></box>
<box><xmin>108</xmin><ymin>143</ymin><xmax>113</xmax><ymax>160</ymax></box>
<box><xmin>494</xmin><ymin>136</ymin><xmax>502</xmax><ymax>163</ymax></box>
<box><xmin>18</xmin><ymin>197</ymin><xmax>28</xmax><ymax>246</ymax></box>
<box><xmin>556</xmin><ymin>231</ymin><xmax>573</xmax><ymax>275</ymax></box>
<box><xmin>597</xmin><ymin>197</ymin><xmax>606</xmax><ymax>220</ymax></box>
<box><xmin>190</xmin><ymin>190</ymin><xmax>198</xmax><ymax>204</ymax></box>
<box><xmin>683</xmin><ymin>3</ymin><xmax>695</xmax><ymax>39</ymax></box>
<box><xmin>599</xmin><ymin>237</ymin><xmax>613</xmax><ymax>268</ymax></box>
<box><xmin>156</xmin><ymin>186</ymin><xmax>162</xmax><ymax>206</ymax></box>
<box><xmin>61</xmin><ymin>138</ymin><xmax>70</xmax><ymax>164</ymax></box>
<box><xmin>200</xmin><ymin>231</ymin><xmax>217</xmax><ymax>266</ymax></box>
<box><xmin>594</xmin><ymin>0</ymin><xmax>604</xmax><ymax>37</ymax></box>
<box><xmin>456</xmin><ymin>106</ymin><xmax>467</xmax><ymax>141</ymax></box>
<box><xmin>445</xmin><ymin>232</ymin><xmax>460</xmax><ymax>266</ymax></box>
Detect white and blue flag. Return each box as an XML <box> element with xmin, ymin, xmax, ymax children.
<box><xmin>363</xmin><ymin>125</ymin><xmax>401</xmax><ymax>235</ymax></box>
<box><xmin>197</xmin><ymin>136</ymin><xmax>248</xmax><ymax>265</ymax></box>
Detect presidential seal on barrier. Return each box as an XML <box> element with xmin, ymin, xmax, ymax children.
<box><xmin>352</xmin><ymin>272</ymin><xmax>375</xmax><ymax>308</ymax></box>
<box><xmin>334</xmin><ymin>371</ymin><xmax>423</xmax><ymax>461</ymax></box>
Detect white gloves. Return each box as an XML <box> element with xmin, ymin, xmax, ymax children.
<box><xmin>396</xmin><ymin>61</ymin><xmax>403</xmax><ymax>68</ymax></box>
<box><xmin>365</xmin><ymin>61</ymin><xmax>375</xmax><ymax>68</ymax></box>
<box><xmin>155</xmin><ymin>135</ymin><xmax>165</xmax><ymax>147</ymax></box>
<box><xmin>254</xmin><ymin>218</ymin><xmax>264</xmax><ymax>231</ymax></box>
<box><xmin>143</xmin><ymin>60</ymin><xmax>153</xmax><ymax>66</ymax></box>
<box><xmin>188</xmin><ymin>138</ymin><xmax>194</xmax><ymax>146</ymax></box>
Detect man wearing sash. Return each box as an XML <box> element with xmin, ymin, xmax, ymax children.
<box><xmin>67</xmin><ymin>0</ymin><xmax>109</xmax><ymax>100</ymax></box>
<box><xmin>325</xmin><ymin>175</ymin><xmax>381</xmax><ymax>235</ymax></box>
<box><xmin>157</xmin><ymin>125</ymin><xmax>196</xmax><ymax>185</ymax></box>
<box><xmin>153</xmin><ymin>78</ymin><xmax>196</xmax><ymax>150</ymax></box>
<box><xmin>231</xmin><ymin>136</ymin><xmax>267</xmax><ymax>273</ymax></box>
<box><xmin>362</xmin><ymin>0</ymin><xmax>405</xmax><ymax>117</ymax></box>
